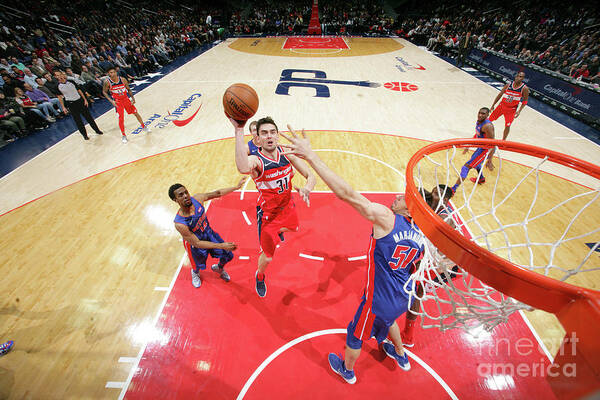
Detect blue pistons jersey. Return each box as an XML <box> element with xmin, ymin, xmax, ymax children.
<box><xmin>173</xmin><ymin>197</ymin><xmax>212</xmax><ymax>240</ymax></box>
<box><xmin>369</xmin><ymin>214</ymin><xmax>425</xmax><ymax>318</ymax></box>
<box><xmin>248</xmin><ymin>139</ymin><xmax>259</xmax><ymax>155</ymax></box>
<box><xmin>474</xmin><ymin>118</ymin><xmax>491</xmax><ymax>138</ymax></box>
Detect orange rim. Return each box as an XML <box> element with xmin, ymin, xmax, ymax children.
<box><xmin>404</xmin><ymin>138</ymin><xmax>600</xmax><ymax>315</ymax></box>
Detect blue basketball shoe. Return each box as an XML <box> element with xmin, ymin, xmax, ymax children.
<box><xmin>328</xmin><ymin>353</ymin><xmax>356</xmax><ymax>384</ymax></box>
<box><xmin>383</xmin><ymin>342</ymin><xmax>411</xmax><ymax>371</ymax></box>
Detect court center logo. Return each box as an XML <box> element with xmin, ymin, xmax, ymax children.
<box><xmin>131</xmin><ymin>93</ymin><xmax>202</xmax><ymax>134</ymax></box>
<box><xmin>275</xmin><ymin>69</ymin><xmax>418</xmax><ymax>97</ymax></box>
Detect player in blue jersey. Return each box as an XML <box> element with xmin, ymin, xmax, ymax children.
<box><xmin>169</xmin><ymin>178</ymin><xmax>245</xmax><ymax>288</ymax></box>
<box><xmin>402</xmin><ymin>184</ymin><xmax>458</xmax><ymax>347</ymax></box>
<box><xmin>280</xmin><ymin>127</ymin><xmax>426</xmax><ymax>384</ymax></box>
<box><xmin>246</xmin><ymin>120</ymin><xmax>259</xmax><ymax>155</ymax></box>
<box><xmin>451</xmin><ymin>107</ymin><xmax>495</xmax><ymax>194</ymax></box>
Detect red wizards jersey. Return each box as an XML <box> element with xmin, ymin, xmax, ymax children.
<box><xmin>109</xmin><ymin>77</ymin><xmax>129</xmax><ymax>102</ymax></box>
<box><xmin>252</xmin><ymin>147</ymin><xmax>294</xmax><ymax>213</ymax></box>
<box><xmin>501</xmin><ymin>81</ymin><xmax>525</xmax><ymax>108</ymax></box>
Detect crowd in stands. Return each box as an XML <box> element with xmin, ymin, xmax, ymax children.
<box><xmin>0</xmin><ymin>0</ymin><xmax>220</xmax><ymax>145</ymax></box>
<box><xmin>228</xmin><ymin>0</ymin><xmax>393</xmax><ymax>36</ymax></box>
<box><xmin>1</xmin><ymin>0</ymin><xmax>598</xmax><ymax>144</ymax></box>
<box><xmin>319</xmin><ymin>1</ymin><xmax>393</xmax><ymax>36</ymax></box>
<box><xmin>229</xmin><ymin>0</ymin><xmax>311</xmax><ymax>35</ymax></box>
<box><xmin>396</xmin><ymin>1</ymin><xmax>599</xmax><ymax>84</ymax></box>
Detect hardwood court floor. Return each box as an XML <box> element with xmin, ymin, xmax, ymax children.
<box><xmin>0</xmin><ymin>38</ymin><xmax>598</xmax><ymax>399</ymax></box>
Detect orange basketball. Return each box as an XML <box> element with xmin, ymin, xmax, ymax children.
<box><xmin>223</xmin><ymin>83</ymin><xmax>259</xmax><ymax>122</ymax></box>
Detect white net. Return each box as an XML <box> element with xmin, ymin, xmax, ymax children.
<box><xmin>405</xmin><ymin>142</ymin><xmax>600</xmax><ymax>332</ymax></box>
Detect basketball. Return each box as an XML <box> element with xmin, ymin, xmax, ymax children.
<box><xmin>223</xmin><ymin>83</ymin><xmax>259</xmax><ymax>122</ymax></box>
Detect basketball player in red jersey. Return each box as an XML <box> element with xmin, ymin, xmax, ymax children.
<box><xmin>102</xmin><ymin>66</ymin><xmax>150</xmax><ymax>143</ymax></box>
<box><xmin>230</xmin><ymin>116</ymin><xmax>316</xmax><ymax>297</ymax></box>
<box><xmin>489</xmin><ymin>71</ymin><xmax>529</xmax><ymax>140</ymax></box>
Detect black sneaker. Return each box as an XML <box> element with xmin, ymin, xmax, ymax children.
<box><xmin>96</xmin><ymin>131</ymin><xmax>103</xmax><ymax>135</ymax></box>
<box><xmin>278</xmin><ymin>232</ymin><xmax>285</xmax><ymax>242</ymax></box>
<box><xmin>83</xmin><ymin>135</ymin><xmax>89</xmax><ymax>140</ymax></box>
<box><xmin>255</xmin><ymin>271</ymin><xmax>266</xmax><ymax>297</ymax></box>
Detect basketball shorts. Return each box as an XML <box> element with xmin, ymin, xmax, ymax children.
<box><xmin>466</xmin><ymin>147</ymin><xmax>489</xmax><ymax>170</ymax></box>
<box><xmin>256</xmin><ymin>201</ymin><xmax>299</xmax><ymax>257</ymax></box>
<box><xmin>115</xmin><ymin>98</ymin><xmax>137</xmax><ymax>116</ymax></box>
<box><xmin>489</xmin><ymin>105</ymin><xmax>516</xmax><ymax>127</ymax></box>
<box><xmin>346</xmin><ymin>294</ymin><xmax>411</xmax><ymax>350</ymax></box>
<box><xmin>183</xmin><ymin>229</ymin><xmax>233</xmax><ymax>272</ymax></box>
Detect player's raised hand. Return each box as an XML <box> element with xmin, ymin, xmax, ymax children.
<box><xmin>280</xmin><ymin>125</ymin><xmax>314</xmax><ymax>160</ymax></box>
<box><xmin>462</xmin><ymin>147</ymin><xmax>470</xmax><ymax>155</ymax></box>
<box><xmin>235</xmin><ymin>176</ymin><xmax>248</xmax><ymax>189</ymax></box>
<box><xmin>227</xmin><ymin>115</ymin><xmax>246</xmax><ymax>129</ymax></box>
<box><xmin>295</xmin><ymin>186</ymin><xmax>311</xmax><ymax>207</ymax></box>
<box><xmin>221</xmin><ymin>242</ymin><xmax>238</xmax><ymax>251</ymax></box>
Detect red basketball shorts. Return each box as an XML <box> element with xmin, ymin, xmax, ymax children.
<box><xmin>489</xmin><ymin>105</ymin><xmax>516</xmax><ymax>127</ymax></box>
<box><xmin>257</xmin><ymin>201</ymin><xmax>299</xmax><ymax>257</ymax></box>
<box><xmin>115</xmin><ymin>98</ymin><xmax>137</xmax><ymax>115</ymax></box>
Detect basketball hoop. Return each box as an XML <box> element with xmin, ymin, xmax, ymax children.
<box><xmin>405</xmin><ymin>138</ymin><xmax>600</xmax><ymax>399</ymax></box>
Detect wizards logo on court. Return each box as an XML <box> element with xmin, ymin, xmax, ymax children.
<box><xmin>275</xmin><ymin>69</ymin><xmax>418</xmax><ymax>97</ymax></box>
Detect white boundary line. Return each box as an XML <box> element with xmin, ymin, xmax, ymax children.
<box><xmin>348</xmin><ymin>255</ymin><xmax>367</xmax><ymax>261</ymax></box>
<box><xmin>314</xmin><ymin>149</ymin><xmax>405</xmax><ymax>183</ymax></box>
<box><xmin>118</xmin><ymin>357</ymin><xmax>137</xmax><ymax>363</ymax></box>
<box><xmin>239</xmin><ymin>256</ymin><xmax>250</xmax><ymax>260</ymax></box>
<box><xmin>106</xmin><ymin>382</ymin><xmax>125</xmax><ymax>389</ymax></box>
<box><xmin>518</xmin><ymin>310</ymin><xmax>554</xmax><ymax>362</ymax></box>
<box><xmin>153</xmin><ymin>286</ymin><xmax>169</xmax><ymax>291</ymax></box>
<box><xmin>240</xmin><ymin>176</ymin><xmax>252</xmax><ymax>200</ymax></box>
<box><xmin>115</xmin><ymin>201</ymin><xmax>210</xmax><ymax>399</ymax></box>
<box><xmin>116</xmin><ymin>251</ymin><xmax>187</xmax><ymax>399</ymax></box>
<box><xmin>299</xmin><ymin>253</ymin><xmax>324</xmax><ymax>261</ymax></box>
<box><xmin>242</xmin><ymin>211</ymin><xmax>252</xmax><ymax>225</ymax></box>
<box><xmin>235</xmin><ymin>328</ymin><xmax>458</xmax><ymax>400</ymax></box>
<box><xmin>403</xmin><ymin>347</ymin><xmax>459</xmax><ymax>399</ymax></box>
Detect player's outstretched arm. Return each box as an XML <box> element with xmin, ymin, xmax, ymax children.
<box><xmin>285</xmin><ymin>127</ymin><xmax>316</xmax><ymax>206</ymax></box>
<box><xmin>490</xmin><ymin>83</ymin><xmax>508</xmax><ymax>110</ymax></box>
<box><xmin>280</xmin><ymin>129</ymin><xmax>395</xmax><ymax>236</ymax></box>
<box><xmin>175</xmin><ymin>223</ymin><xmax>237</xmax><ymax>251</ymax></box>
<box><xmin>287</xmin><ymin>154</ymin><xmax>316</xmax><ymax>206</ymax></box>
<box><xmin>195</xmin><ymin>177</ymin><xmax>247</xmax><ymax>202</ymax></box>
<box><xmin>230</xmin><ymin>117</ymin><xmax>261</xmax><ymax>176</ymax></box>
